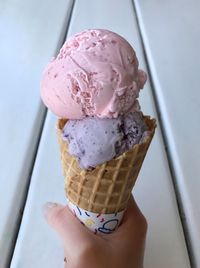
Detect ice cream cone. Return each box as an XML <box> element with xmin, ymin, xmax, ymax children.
<box><xmin>40</xmin><ymin>29</ymin><xmax>157</xmax><ymax>234</ymax></box>
<box><xmin>57</xmin><ymin>116</ymin><xmax>156</xmax><ymax>214</ymax></box>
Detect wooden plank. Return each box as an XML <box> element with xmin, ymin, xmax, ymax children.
<box><xmin>11</xmin><ymin>114</ymin><xmax>67</xmax><ymax>268</ymax></box>
<box><xmin>134</xmin><ymin>0</ymin><xmax>200</xmax><ymax>266</ymax></box>
<box><xmin>0</xmin><ymin>0</ymin><xmax>74</xmax><ymax>267</ymax></box>
<box><xmin>11</xmin><ymin>0</ymin><xmax>190</xmax><ymax>267</ymax></box>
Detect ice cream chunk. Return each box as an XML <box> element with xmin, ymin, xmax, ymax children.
<box><xmin>62</xmin><ymin>112</ymin><xmax>148</xmax><ymax>169</ymax></box>
<box><xmin>41</xmin><ymin>29</ymin><xmax>147</xmax><ymax>119</ymax></box>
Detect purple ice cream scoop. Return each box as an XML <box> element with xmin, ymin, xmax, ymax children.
<box><xmin>62</xmin><ymin>112</ymin><xmax>148</xmax><ymax>169</ymax></box>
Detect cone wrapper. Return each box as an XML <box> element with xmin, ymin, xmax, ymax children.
<box><xmin>68</xmin><ymin>199</ymin><xmax>124</xmax><ymax>234</ymax></box>
<box><xmin>57</xmin><ymin>116</ymin><xmax>156</xmax><ymax>233</ymax></box>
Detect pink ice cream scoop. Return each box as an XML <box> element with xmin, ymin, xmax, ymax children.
<box><xmin>41</xmin><ymin>29</ymin><xmax>147</xmax><ymax>119</ymax></box>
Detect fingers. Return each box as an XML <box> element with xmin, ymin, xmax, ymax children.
<box><xmin>124</xmin><ymin>195</ymin><xmax>147</xmax><ymax>231</ymax></box>
<box><xmin>109</xmin><ymin>195</ymin><xmax>148</xmax><ymax>242</ymax></box>
<box><xmin>43</xmin><ymin>202</ymin><xmax>92</xmax><ymax>257</ymax></box>
<box><xmin>107</xmin><ymin>195</ymin><xmax>147</xmax><ymax>268</ymax></box>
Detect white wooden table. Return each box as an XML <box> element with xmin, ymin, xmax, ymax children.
<box><xmin>0</xmin><ymin>0</ymin><xmax>199</xmax><ymax>267</ymax></box>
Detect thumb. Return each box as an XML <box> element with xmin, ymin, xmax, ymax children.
<box><xmin>43</xmin><ymin>202</ymin><xmax>91</xmax><ymax>256</ymax></box>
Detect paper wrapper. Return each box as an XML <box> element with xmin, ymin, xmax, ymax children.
<box><xmin>68</xmin><ymin>199</ymin><xmax>124</xmax><ymax>234</ymax></box>
<box><xmin>57</xmin><ymin>116</ymin><xmax>156</xmax><ymax>233</ymax></box>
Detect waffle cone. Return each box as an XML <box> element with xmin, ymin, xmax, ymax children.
<box><xmin>57</xmin><ymin>116</ymin><xmax>156</xmax><ymax>214</ymax></box>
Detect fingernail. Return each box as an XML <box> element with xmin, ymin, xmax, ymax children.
<box><xmin>43</xmin><ymin>202</ymin><xmax>58</xmax><ymax>218</ymax></box>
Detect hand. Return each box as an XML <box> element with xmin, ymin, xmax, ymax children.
<box><xmin>44</xmin><ymin>196</ymin><xmax>147</xmax><ymax>268</ymax></box>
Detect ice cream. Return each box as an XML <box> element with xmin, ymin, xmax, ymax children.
<box><xmin>40</xmin><ymin>29</ymin><xmax>156</xmax><ymax>234</ymax></box>
<box><xmin>41</xmin><ymin>29</ymin><xmax>147</xmax><ymax>119</ymax></box>
<box><xmin>63</xmin><ymin>112</ymin><xmax>148</xmax><ymax>169</ymax></box>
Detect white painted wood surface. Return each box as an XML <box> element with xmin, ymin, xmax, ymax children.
<box><xmin>134</xmin><ymin>0</ymin><xmax>200</xmax><ymax>266</ymax></box>
<box><xmin>0</xmin><ymin>0</ymin><xmax>74</xmax><ymax>266</ymax></box>
<box><xmin>10</xmin><ymin>114</ymin><xmax>67</xmax><ymax>268</ymax></box>
<box><xmin>11</xmin><ymin>0</ymin><xmax>190</xmax><ymax>267</ymax></box>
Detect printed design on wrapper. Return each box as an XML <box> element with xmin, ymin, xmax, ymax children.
<box><xmin>68</xmin><ymin>201</ymin><xmax>123</xmax><ymax>234</ymax></box>
<box><xmin>84</xmin><ymin>211</ymin><xmax>95</xmax><ymax>226</ymax></box>
<box><xmin>76</xmin><ymin>206</ymin><xmax>82</xmax><ymax>216</ymax></box>
<box><xmin>98</xmin><ymin>219</ymin><xmax>119</xmax><ymax>234</ymax></box>
<box><xmin>85</xmin><ymin>219</ymin><xmax>95</xmax><ymax>227</ymax></box>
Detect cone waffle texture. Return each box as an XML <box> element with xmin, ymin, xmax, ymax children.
<box><xmin>57</xmin><ymin>116</ymin><xmax>156</xmax><ymax>214</ymax></box>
